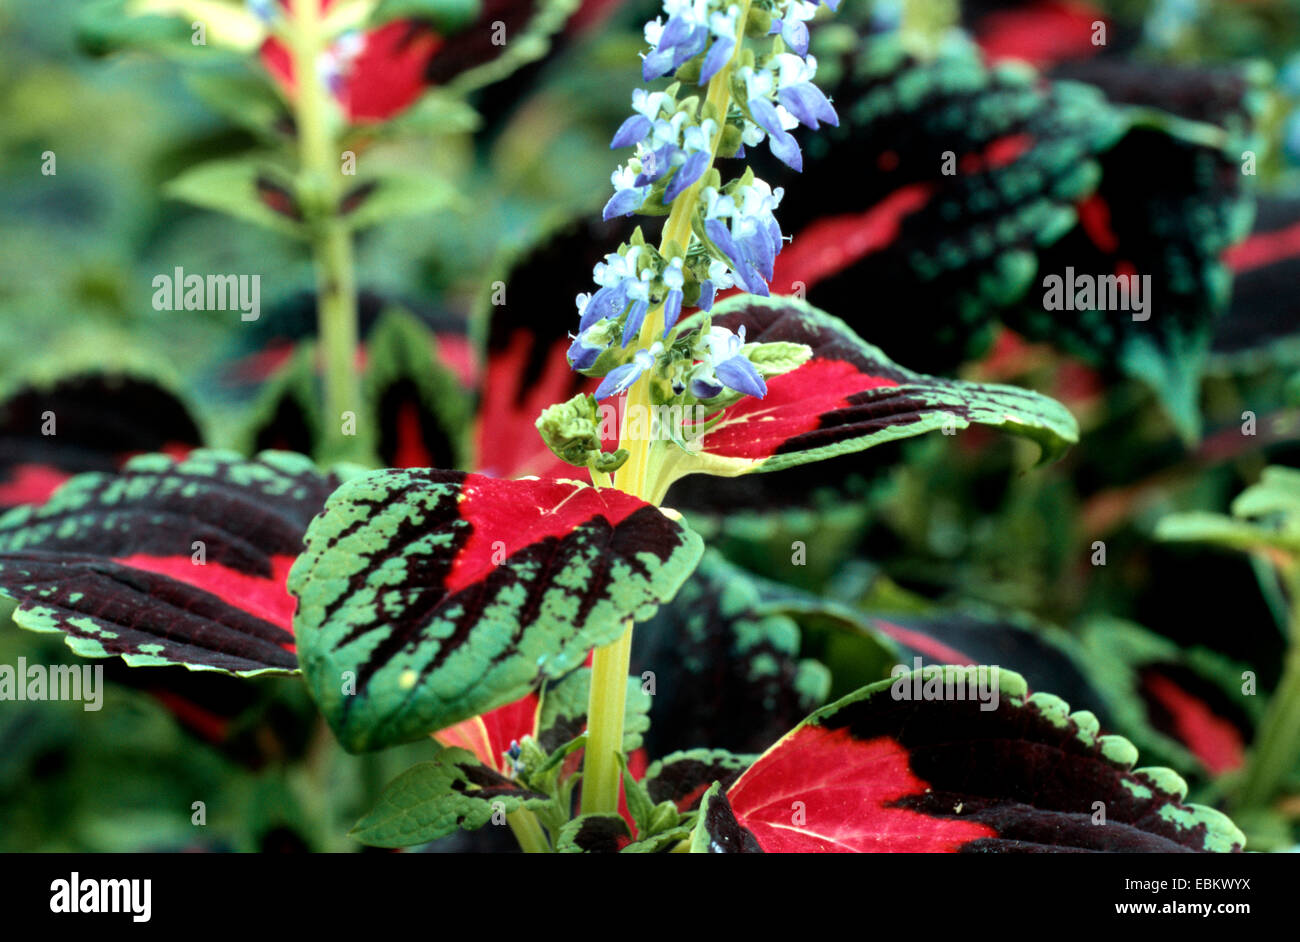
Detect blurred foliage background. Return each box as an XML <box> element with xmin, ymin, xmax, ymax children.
<box><xmin>1</xmin><ymin>0</ymin><xmax>1299</xmax><ymax>851</ymax></box>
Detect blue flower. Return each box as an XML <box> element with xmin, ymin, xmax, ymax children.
<box><xmin>643</xmin><ymin>0</ymin><xmax>710</xmax><ymax>81</ymax></box>
<box><xmin>662</xmin><ymin>257</ymin><xmax>686</xmax><ymax>331</ymax></box>
<box><xmin>595</xmin><ymin>343</ymin><xmax>663</xmax><ymax>400</ymax></box>
<box><xmin>581</xmin><ymin>247</ymin><xmax>644</xmax><ymax>328</ymax></box>
<box><xmin>701</xmin><ymin>181</ymin><xmax>785</xmax><ymax>294</ymax></box>
<box><xmin>603</xmin><ymin>165</ymin><xmax>649</xmax><ymax>219</ymax></box>
<box><xmin>620</xmin><ymin>269</ymin><xmax>653</xmax><ymax>346</ymax></box>
<box><xmin>700</xmin><ymin>5</ymin><xmax>741</xmax><ymax>82</ymax></box>
<box><xmin>747</xmin><ymin>96</ymin><xmax>802</xmax><ymax>171</ymax></box>
<box><xmin>690</xmin><ymin>326</ymin><xmax>766</xmax><ymax>399</ymax></box>
<box><xmin>775</xmin><ymin>54</ymin><xmax>838</xmax><ymax>130</ymax></box>
<box><xmin>567</xmin><ymin>329</ymin><xmax>606</xmax><ymax>370</ymax></box>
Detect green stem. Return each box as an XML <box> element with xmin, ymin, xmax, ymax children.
<box><xmin>291</xmin><ymin>0</ymin><xmax>363</xmax><ymax>463</ymax></box>
<box><xmin>579</xmin><ymin>618</ymin><xmax>635</xmax><ymax>814</ymax></box>
<box><xmin>1235</xmin><ymin>563</ymin><xmax>1300</xmax><ymax>811</ymax></box>
<box><xmin>507</xmin><ymin>809</ymin><xmax>551</xmax><ymax>853</ymax></box>
<box><xmin>578</xmin><ymin>0</ymin><xmax>753</xmax><ymax>818</ymax></box>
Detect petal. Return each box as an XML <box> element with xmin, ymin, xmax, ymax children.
<box><xmin>567</xmin><ymin>336</ymin><xmax>603</xmax><ymax>370</ymax></box>
<box><xmin>705</xmin><ymin>218</ymin><xmax>744</xmax><ymax>270</ymax></box>
<box><xmin>603</xmin><ymin>187</ymin><xmax>645</xmax><ymax>220</ymax></box>
<box><xmin>581</xmin><ymin>282</ymin><xmax>628</xmax><ymax>331</ymax></box>
<box><xmin>642</xmin><ymin>46</ymin><xmax>676</xmax><ymax>81</ymax></box>
<box><xmin>715</xmin><ymin>354</ymin><xmax>768</xmax><ymax>399</ymax></box>
<box><xmin>663</xmin><ymin>150</ymin><xmax>710</xmax><ymax>203</ymax></box>
<box><xmin>611</xmin><ymin>114</ymin><xmax>652</xmax><ymax>149</ymax></box>
<box><xmin>778</xmin><ymin>83</ymin><xmax>838</xmax><ymax>130</ymax></box>
<box><xmin>766</xmin><ymin>127</ymin><xmax>803</xmax><ymax>172</ymax></box>
<box><xmin>697</xmin><ymin>280</ymin><xmax>716</xmax><ymax>311</ymax></box>
<box><xmin>594</xmin><ymin>361</ymin><xmax>642</xmax><ymax>400</ymax></box>
<box><xmin>663</xmin><ymin>289</ymin><xmax>684</xmax><ymax>331</ymax></box>
<box><xmin>747</xmin><ymin>96</ymin><xmax>786</xmax><ymax>138</ymax></box>
<box><xmin>699</xmin><ymin>36</ymin><xmax>734</xmax><ymax>84</ymax></box>
<box><xmin>622</xmin><ymin>298</ymin><xmax>649</xmax><ymax>346</ymax></box>
<box><xmin>782</xmin><ymin>19</ymin><xmax>810</xmax><ymax>57</ymax></box>
<box><xmin>690</xmin><ymin>374</ymin><xmax>725</xmax><ymax>399</ymax></box>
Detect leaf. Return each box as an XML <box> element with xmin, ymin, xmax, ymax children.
<box><xmin>184</xmin><ymin>67</ymin><xmax>292</xmax><ymax>141</ymax></box>
<box><xmin>690</xmin><ymin>783</ymin><xmax>764</xmax><ymax>853</ymax></box>
<box><xmin>0</xmin><ymin>373</ymin><xmax>202</xmax><ymax>512</ymax></box>
<box><xmin>363</xmin><ymin>309</ymin><xmax>473</xmax><ymax>470</ymax></box>
<box><xmin>555</xmin><ymin>813</ymin><xmax>630</xmax><ymax>853</ymax></box>
<box><xmin>643</xmin><ymin>748</ymin><xmax>754</xmax><ymax>812</ymax></box>
<box><xmin>435</xmin><ymin>666</ymin><xmax>650</xmax><ymax>772</ymax></box>
<box><xmin>431</xmin><ymin>0</ymin><xmax>581</xmax><ymax>95</ymax></box>
<box><xmin>755</xmin><ymin>33</ymin><xmax>1124</xmax><ymax>374</ymax></box>
<box><xmin>370</xmin><ymin>0</ymin><xmax>481</xmax><ymax>32</ymax></box>
<box><xmin>765</xmin><ymin>33</ymin><xmax>1256</xmax><ymax>438</ymax></box>
<box><xmin>338</xmin><ymin>171</ymin><xmax>458</xmax><ymax>231</ymax></box>
<box><xmin>128</xmin><ymin>0</ymin><xmax>267</xmax><ymax>50</ymax></box>
<box><xmin>1213</xmin><ymin>198</ymin><xmax>1300</xmax><ymax>369</ymax></box>
<box><xmin>350</xmin><ymin>746</ymin><xmax>546</xmax><ymax>848</ymax></box>
<box><xmin>1079</xmin><ymin>618</ymin><xmax>1260</xmax><ymax>779</ymax></box>
<box><xmin>0</xmin><ymin>450</ymin><xmax>346</xmax><ymax>675</ymax></box>
<box><xmin>632</xmin><ymin>550</ymin><xmax>830</xmax><ymax>756</ymax></box>
<box><xmin>290</xmin><ymin>470</ymin><xmax>703</xmax><ymax>751</ymax></box>
<box><xmin>239</xmin><ymin>345</ymin><xmax>325</xmax><ymax>458</ymax></box>
<box><xmin>858</xmin><ymin>609</ymin><xmax>1117</xmax><ymax>731</ymax></box>
<box><xmin>668</xmin><ymin>296</ymin><xmax>1079</xmax><ymax>485</ymax></box>
<box><xmin>77</xmin><ymin>0</ymin><xmax>256</xmax><ymax>60</ymax></box>
<box><xmin>434</xmin><ymin>690</ymin><xmax>542</xmax><ymax>772</ymax></box>
<box><xmin>1156</xmin><ymin>466</ymin><xmax>1300</xmax><ymax>555</ymax></box>
<box><xmin>536</xmin><ymin>667</ymin><xmax>650</xmax><ymax>754</ymax></box>
<box><xmin>723</xmin><ymin>667</ymin><xmax>1246</xmax><ymax>852</ymax></box>
<box><xmin>164</xmin><ymin>157</ymin><xmax>305</xmax><ymax>239</ymax></box>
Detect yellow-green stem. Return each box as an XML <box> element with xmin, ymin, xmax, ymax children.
<box><xmin>507</xmin><ymin>808</ymin><xmax>551</xmax><ymax>853</ymax></box>
<box><xmin>1235</xmin><ymin>564</ymin><xmax>1300</xmax><ymax>811</ymax></box>
<box><xmin>579</xmin><ymin>0</ymin><xmax>753</xmax><ymax>818</ymax></box>
<box><xmin>580</xmin><ymin>617</ymin><xmax>636</xmax><ymax>814</ymax></box>
<box><xmin>292</xmin><ymin>0</ymin><xmax>363</xmax><ymax>462</ymax></box>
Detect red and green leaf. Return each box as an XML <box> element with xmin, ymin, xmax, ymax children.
<box><xmin>0</xmin><ymin>374</ymin><xmax>202</xmax><ymax>511</ymax></box>
<box><xmin>289</xmin><ymin>469</ymin><xmax>703</xmax><ymax>751</ymax></box>
<box><xmin>702</xmin><ymin>667</ymin><xmax>1245</xmax><ymax>852</ymax></box>
<box><xmin>1080</xmin><ymin>619</ymin><xmax>1259</xmax><ymax>778</ymax></box>
<box><xmin>669</xmin><ymin>296</ymin><xmax>1078</xmax><ymax>483</ymax></box>
<box><xmin>1214</xmin><ymin>198</ymin><xmax>1300</xmax><ymax>368</ymax></box>
<box><xmin>0</xmin><ymin>450</ymin><xmax>344</xmax><ymax>675</ymax></box>
<box><xmin>239</xmin><ymin>306</ymin><xmax>472</xmax><ymax>467</ymax></box>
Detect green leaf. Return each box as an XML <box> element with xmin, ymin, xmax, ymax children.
<box><xmin>164</xmin><ymin>156</ymin><xmax>305</xmax><ymax>239</ymax></box>
<box><xmin>350</xmin><ymin>747</ymin><xmax>546</xmax><ymax>848</ymax></box>
<box><xmin>370</xmin><ymin>0</ymin><xmax>481</xmax><ymax>32</ymax></box>
<box><xmin>183</xmin><ymin>67</ymin><xmax>291</xmax><ymax>141</ymax></box>
<box><xmin>1156</xmin><ymin>467</ymin><xmax>1300</xmax><ymax>555</ymax></box>
<box><xmin>78</xmin><ymin>0</ymin><xmax>261</xmax><ymax>60</ymax></box>
<box><xmin>538</xmin><ymin>668</ymin><xmax>650</xmax><ymax>754</ymax></box>
<box><xmin>338</xmin><ymin>170</ymin><xmax>458</xmax><ymax>231</ymax></box>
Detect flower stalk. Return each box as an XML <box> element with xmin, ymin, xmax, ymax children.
<box><xmin>582</xmin><ymin>0</ymin><xmax>832</xmax><ymax>815</ymax></box>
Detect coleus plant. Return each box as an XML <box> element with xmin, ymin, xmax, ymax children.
<box><xmin>0</xmin><ymin>0</ymin><xmax>1252</xmax><ymax>853</ymax></box>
